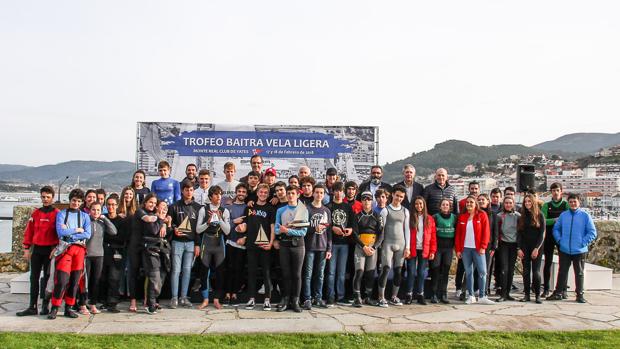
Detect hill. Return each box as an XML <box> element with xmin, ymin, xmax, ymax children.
<box><xmin>0</xmin><ymin>161</ymin><xmax>135</xmax><ymax>191</ymax></box>
<box><xmin>382</xmin><ymin>140</ymin><xmax>582</xmax><ymax>182</ymax></box>
<box><xmin>534</xmin><ymin>132</ymin><xmax>620</xmax><ymax>154</ymax></box>
<box><xmin>0</xmin><ymin>164</ymin><xmax>31</xmax><ymax>173</ymax></box>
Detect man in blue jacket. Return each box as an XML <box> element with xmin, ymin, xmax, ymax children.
<box><xmin>547</xmin><ymin>193</ymin><xmax>597</xmax><ymax>303</ymax></box>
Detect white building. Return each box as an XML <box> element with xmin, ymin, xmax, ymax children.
<box><xmin>547</xmin><ymin>170</ymin><xmax>620</xmax><ymax>196</ymax></box>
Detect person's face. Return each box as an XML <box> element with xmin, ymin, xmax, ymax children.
<box><xmin>313</xmin><ymin>188</ymin><xmax>325</xmax><ymax>202</ymax></box>
<box><xmin>90</xmin><ymin>205</ymin><xmax>102</xmax><ymax>219</ymax></box>
<box><xmin>376</xmin><ymin>194</ymin><xmax>388</xmax><ymax>207</ymax></box>
<box><xmin>69</xmin><ymin>197</ymin><xmax>83</xmax><ymax>210</ymax></box>
<box><xmin>289</xmin><ymin>178</ymin><xmax>299</xmax><ymax>187</ymax></box>
<box><xmin>133</xmin><ymin>173</ymin><xmax>145</xmax><ymax>187</ymax></box>
<box><xmin>346</xmin><ymin>186</ymin><xmax>357</xmax><ymax>199</ymax></box>
<box><xmin>257</xmin><ymin>187</ymin><xmax>270</xmax><ymax>202</ymax></box>
<box><xmin>299</xmin><ymin>167</ymin><xmax>310</xmax><ymax>178</ymax></box>
<box><xmin>403</xmin><ymin>168</ymin><xmax>414</xmax><ymax>182</ymax></box>
<box><xmin>248</xmin><ymin>176</ymin><xmax>259</xmax><ymax>187</ymax></box>
<box><xmin>301</xmin><ymin>182</ymin><xmax>313</xmax><ymax>196</ymax></box>
<box><xmin>551</xmin><ymin>187</ymin><xmax>563</xmax><ymax>201</ymax></box>
<box><xmin>158</xmin><ymin>166</ymin><xmax>170</xmax><ymax>178</ymax></box>
<box><xmin>275</xmin><ymin>186</ymin><xmax>287</xmax><ymax>199</ymax></box>
<box><xmin>414</xmin><ymin>199</ymin><xmax>424</xmax><ymax>213</ymax></box>
<box><xmin>465</xmin><ymin>198</ymin><xmax>477</xmax><ymax>212</ymax></box>
<box><xmin>124</xmin><ymin>189</ymin><xmax>134</xmax><ymax>203</ymax></box>
<box><xmin>326</xmin><ymin>174</ymin><xmax>337</xmax><ymax>185</ymax></box>
<box><xmin>524</xmin><ymin>197</ymin><xmax>533</xmax><ymax>210</ymax></box>
<box><xmin>469</xmin><ymin>184</ymin><xmax>480</xmax><ymax>196</ymax></box>
<box><xmin>440</xmin><ymin>200</ymin><xmax>451</xmax><ymax>214</ymax></box>
<box><xmin>156</xmin><ymin>201</ymin><xmax>168</xmax><ymax>216</ymax></box>
<box><xmin>263</xmin><ymin>174</ymin><xmax>276</xmax><ymax>186</ymax></box>
<box><xmin>286</xmin><ymin>189</ymin><xmax>299</xmax><ymax>203</ymax></box>
<box><xmin>235</xmin><ymin>188</ymin><xmax>247</xmax><ymax>202</ymax></box>
<box><xmin>435</xmin><ymin>170</ymin><xmax>447</xmax><ymax>186</ymax></box>
<box><xmin>392</xmin><ymin>191</ymin><xmax>405</xmax><ymax>206</ymax></box>
<box><xmin>97</xmin><ymin>194</ymin><xmax>105</xmax><ymax>204</ymax></box>
<box><xmin>182</xmin><ymin>186</ymin><xmax>194</xmax><ymax>201</ymax></box>
<box><xmin>186</xmin><ymin>166</ymin><xmax>197</xmax><ymax>179</ymax></box>
<box><xmin>251</xmin><ymin>157</ymin><xmax>263</xmax><ymax>172</ymax></box>
<box><xmin>361</xmin><ymin>196</ymin><xmax>372</xmax><ymax>210</ymax></box>
<box><xmin>569</xmin><ymin>198</ymin><xmax>580</xmax><ymax>210</ymax></box>
<box><xmin>371</xmin><ymin>168</ymin><xmax>382</xmax><ymax>180</ymax></box>
<box><xmin>144</xmin><ymin>197</ymin><xmax>157</xmax><ymax>211</ymax></box>
<box><xmin>40</xmin><ymin>192</ymin><xmax>54</xmax><ymax>206</ymax></box>
<box><xmin>333</xmin><ymin>190</ymin><xmax>345</xmax><ymax>202</ymax></box>
<box><xmin>106</xmin><ymin>199</ymin><xmax>118</xmax><ymax>215</ymax></box>
<box><xmin>491</xmin><ymin>193</ymin><xmax>501</xmax><ymax>205</ymax></box>
<box><xmin>199</xmin><ymin>174</ymin><xmax>210</xmax><ymax>189</ymax></box>
<box><xmin>210</xmin><ymin>192</ymin><xmax>222</xmax><ymax>206</ymax></box>
<box><xmin>477</xmin><ymin>196</ymin><xmax>489</xmax><ymax>209</ymax></box>
<box><xmin>85</xmin><ymin>193</ymin><xmax>97</xmax><ymax>207</ymax></box>
<box><xmin>504</xmin><ymin>199</ymin><xmax>514</xmax><ymax>211</ymax></box>
<box><xmin>224</xmin><ymin>168</ymin><xmax>235</xmax><ymax>181</ymax></box>
<box><xmin>505</xmin><ymin>190</ymin><xmax>515</xmax><ymax>199</ymax></box>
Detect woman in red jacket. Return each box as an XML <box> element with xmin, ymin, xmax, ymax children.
<box><xmin>455</xmin><ymin>195</ymin><xmax>494</xmax><ymax>305</ymax></box>
<box><xmin>404</xmin><ymin>196</ymin><xmax>437</xmax><ymax>305</ymax></box>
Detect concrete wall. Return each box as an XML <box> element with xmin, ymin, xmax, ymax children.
<box><xmin>2</xmin><ymin>206</ymin><xmax>620</xmax><ymax>272</ymax></box>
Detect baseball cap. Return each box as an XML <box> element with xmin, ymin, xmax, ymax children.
<box><xmin>264</xmin><ymin>168</ymin><xmax>277</xmax><ymax>177</ymax></box>
<box><xmin>361</xmin><ymin>191</ymin><xmax>373</xmax><ymax>200</ymax></box>
<box><xmin>326</xmin><ymin>168</ymin><xmax>337</xmax><ymax>176</ymax></box>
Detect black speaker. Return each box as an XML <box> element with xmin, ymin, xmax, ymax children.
<box><xmin>516</xmin><ymin>164</ymin><xmax>536</xmax><ymax>192</ymax></box>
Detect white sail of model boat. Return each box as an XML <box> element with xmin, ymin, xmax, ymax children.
<box><xmin>178</xmin><ymin>215</ymin><xmax>192</xmax><ymax>233</ymax></box>
<box><xmin>289</xmin><ymin>203</ymin><xmax>310</xmax><ymax>227</ymax></box>
<box><xmin>255</xmin><ymin>224</ymin><xmax>269</xmax><ymax>245</ymax></box>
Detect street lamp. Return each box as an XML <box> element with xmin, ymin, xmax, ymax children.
<box><xmin>56</xmin><ymin>176</ymin><xmax>69</xmax><ymax>203</ymax></box>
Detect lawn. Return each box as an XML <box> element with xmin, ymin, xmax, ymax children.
<box><xmin>1</xmin><ymin>330</ymin><xmax>619</xmax><ymax>349</ymax></box>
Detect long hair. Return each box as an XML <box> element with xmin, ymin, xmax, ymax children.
<box><xmin>118</xmin><ymin>186</ymin><xmax>137</xmax><ymax>216</ymax></box>
<box><xmin>463</xmin><ymin>195</ymin><xmax>480</xmax><ymax>214</ymax></box>
<box><xmin>410</xmin><ymin>196</ymin><xmax>429</xmax><ymax>229</ymax></box>
<box><xmin>142</xmin><ymin>193</ymin><xmax>158</xmax><ymax>210</ymax></box>
<box><xmin>130</xmin><ymin>170</ymin><xmax>147</xmax><ymax>189</ymax></box>
<box><xmin>518</xmin><ymin>193</ymin><xmax>541</xmax><ymax>229</ymax></box>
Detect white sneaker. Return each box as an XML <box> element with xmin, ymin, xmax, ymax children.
<box><xmin>465</xmin><ymin>295</ymin><xmax>477</xmax><ymax>304</ymax></box>
<box><xmin>455</xmin><ymin>289</ymin><xmax>462</xmax><ymax>298</ymax></box>
<box><xmin>258</xmin><ymin>284</ymin><xmax>265</xmax><ymax>295</ymax></box>
<box><xmin>478</xmin><ymin>296</ymin><xmax>495</xmax><ymax>305</ymax></box>
<box><xmin>474</xmin><ymin>290</ymin><xmax>479</xmax><ymax>297</ymax></box>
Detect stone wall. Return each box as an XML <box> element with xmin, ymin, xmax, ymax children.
<box><xmin>1</xmin><ymin>206</ymin><xmax>620</xmax><ymax>272</ymax></box>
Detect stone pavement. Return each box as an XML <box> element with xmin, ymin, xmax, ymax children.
<box><xmin>1</xmin><ymin>273</ymin><xmax>620</xmax><ymax>334</ymax></box>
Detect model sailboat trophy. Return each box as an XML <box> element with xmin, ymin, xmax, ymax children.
<box><xmin>178</xmin><ymin>214</ymin><xmax>192</xmax><ymax>235</ymax></box>
<box><xmin>255</xmin><ymin>224</ymin><xmax>269</xmax><ymax>245</ymax></box>
<box><xmin>289</xmin><ymin>203</ymin><xmax>310</xmax><ymax>228</ymax></box>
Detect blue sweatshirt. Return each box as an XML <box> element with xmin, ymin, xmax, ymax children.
<box><xmin>56</xmin><ymin>209</ymin><xmax>92</xmax><ymax>242</ymax></box>
<box><xmin>275</xmin><ymin>204</ymin><xmax>308</xmax><ymax>237</ymax></box>
<box><xmin>151</xmin><ymin>177</ymin><xmax>181</xmax><ymax>205</ymax></box>
<box><xmin>553</xmin><ymin>208</ymin><xmax>597</xmax><ymax>255</ymax></box>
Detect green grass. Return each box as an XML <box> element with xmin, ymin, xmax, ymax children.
<box><xmin>1</xmin><ymin>330</ymin><xmax>619</xmax><ymax>349</ymax></box>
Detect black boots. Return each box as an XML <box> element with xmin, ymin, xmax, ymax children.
<box><xmin>47</xmin><ymin>306</ymin><xmax>59</xmax><ymax>320</ymax></box>
<box><xmin>417</xmin><ymin>294</ymin><xmax>427</xmax><ymax>305</ymax></box>
<box><xmin>16</xmin><ymin>306</ymin><xmax>38</xmax><ymax>317</ymax></box>
<box><xmin>291</xmin><ymin>297</ymin><xmax>302</xmax><ymax>313</ymax></box>
<box><xmin>576</xmin><ymin>294</ymin><xmax>587</xmax><ymax>304</ymax></box>
<box><xmin>440</xmin><ymin>293</ymin><xmax>450</xmax><ymax>304</ymax></box>
<box><xmin>276</xmin><ymin>296</ymin><xmax>289</xmax><ymax>312</ymax></box>
<box><xmin>64</xmin><ymin>305</ymin><xmax>79</xmax><ymax>318</ymax></box>
<box><xmin>39</xmin><ymin>299</ymin><xmax>50</xmax><ymax>315</ymax></box>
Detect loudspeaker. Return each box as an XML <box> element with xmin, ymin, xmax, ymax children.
<box><xmin>516</xmin><ymin>164</ymin><xmax>536</xmax><ymax>192</ymax></box>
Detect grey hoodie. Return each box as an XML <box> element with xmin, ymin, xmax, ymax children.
<box><xmin>86</xmin><ymin>215</ymin><xmax>118</xmax><ymax>257</ymax></box>
<box><xmin>498</xmin><ymin>210</ymin><xmax>521</xmax><ymax>243</ymax></box>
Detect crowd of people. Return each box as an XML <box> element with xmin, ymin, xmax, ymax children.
<box><xmin>16</xmin><ymin>155</ymin><xmax>598</xmax><ymax>319</ymax></box>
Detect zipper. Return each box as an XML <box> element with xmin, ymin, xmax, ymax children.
<box><xmin>569</xmin><ymin>212</ymin><xmax>574</xmax><ymax>255</ymax></box>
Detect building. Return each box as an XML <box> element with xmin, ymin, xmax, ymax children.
<box><xmin>546</xmin><ymin>170</ymin><xmax>620</xmax><ymax>196</ymax></box>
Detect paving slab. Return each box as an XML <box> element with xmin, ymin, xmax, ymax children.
<box><xmin>407</xmin><ymin>309</ymin><xmax>486</xmax><ymax>323</ymax></box>
<box><xmin>493</xmin><ymin>306</ymin><xmax>547</xmax><ymax>316</ymax></box>
<box><xmin>238</xmin><ymin>309</ymin><xmax>314</xmax><ymax>319</ymax></box>
<box><xmin>332</xmin><ymin>313</ymin><xmax>389</xmax><ymax>326</ymax></box>
<box><xmin>363</xmin><ymin>322</ymin><xmax>472</xmax><ymax>333</ymax></box>
<box><xmin>574</xmin><ymin>312</ymin><xmax>618</xmax><ymax>322</ymax></box>
<box><xmin>83</xmin><ymin>319</ymin><xmax>211</xmax><ymax>334</ymax></box>
<box><xmin>0</xmin><ymin>316</ymin><xmax>89</xmax><ymax>333</ymax></box>
<box><xmin>467</xmin><ymin>315</ymin><xmax>553</xmax><ymax>331</ymax></box>
<box><xmin>206</xmin><ymin>317</ymin><xmax>343</xmax><ymax>333</ymax></box>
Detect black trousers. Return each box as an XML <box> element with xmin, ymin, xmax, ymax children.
<box><xmin>143</xmin><ymin>250</ymin><xmax>167</xmax><ymax>307</ymax></box>
<box><xmin>28</xmin><ymin>245</ymin><xmax>54</xmax><ymax>307</ymax></box>
<box><xmin>279</xmin><ymin>243</ymin><xmax>305</xmax><ymax>300</ymax></box>
<box><xmin>225</xmin><ymin>244</ymin><xmax>246</xmax><ymax>295</ymax></box>
<box><xmin>521</xmin><ymin>244</ymin><xmax>542</xmax><ymax>296</ymax></box>
<box><xmin>556</xmin><ymin>251</ymin><xmax>586</xmax><ymax>296</ymax></box>
<box><xmin>127</xmin><ymin>245</ymin><xmax>144</xmax><ymax>299</ymax></box>
<box><xmin>104</xmin><ymin>248</ymin><xmax>124</xmax><ymax>306</ymax></box>
<box><xmin>499</xmin><ymin>241</ymin><xmax>518</xmax><ymax>297</ymax></box>
<box><xmin>82</xmin><ymin>256</ymin><xmax>104</xmax><ymax>306</ymax></box>
<box><xmin>431</xmin><ymin>246</ymin><xmax>453</xmax><ymax>297</ymax></box>
<box><xmin>247</xmin><ymin>248</ymin><xmax>272</xmax><ymax>299</ymax></box>
<box><xmin>542</xmin><ymin>229</ymin><xmax>557</xmax><ymax>292</ymax></box>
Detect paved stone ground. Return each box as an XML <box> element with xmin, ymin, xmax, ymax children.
<box><xmin>1</xmin><ymin>272</ymin><xmax>619</xmax><ymax>334</ymax></box>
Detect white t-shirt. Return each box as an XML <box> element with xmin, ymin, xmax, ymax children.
<box><xmin>193</xmin><ymin>187</ymin><xmax>211</xmax><ymax>205</ymax></box>
<box><xmin>216</xmin><ymin>179</ymin><xmax>240</xmax><ymax>206</ymax></box>
<box><xmin>416</xmin><ymin>215</ymin><xmax>424</xmax><ymax>250</ymax></box>
<box><xmin>464</xmin><ymin>218</ymin><xmax>476</xmax><ymax>249</ymax></box>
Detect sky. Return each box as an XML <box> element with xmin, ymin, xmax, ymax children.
<box><xmin>1</xmin><ymin>1</ymin><xmax>619</xmax><ymax>166</ymax></box>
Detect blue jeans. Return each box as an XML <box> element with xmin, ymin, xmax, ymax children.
<box><xmin>303</xmin><ymin>251</ymin><xmax>327</xmax><ymax>301</ymax></box>
<box><xmin>462</xmin><ymin>247</ymin><xmax>487</xmax><ymax>298</ymax></box>
<box><xmin>406</xmin><ymin>250</ymin><xmax>428</xmax><ymax>295</ymax></box>
<box><xmin>327</xmin><ymin>244</ymin><xmax>349</xmax><ymax>300</ymax></box>
<box><xmin>171</xmin><ymin>240</ymin><xmax>195</xmax><ymax>299</ymax></box>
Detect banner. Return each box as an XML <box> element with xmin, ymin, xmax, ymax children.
<box><xmin>137</xmin><ymin>123</ymin><xmax>378</xmax><ymax>183</ymax></box>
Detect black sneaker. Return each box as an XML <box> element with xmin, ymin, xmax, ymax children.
<box><xmin>317</xmin><ymin>299</ymin><xmax>328</xmax><ymax>308</ymax></box>
<box><xmin>145</xmin><ymin>305</ymin><xmax>158</xmax><ymax>315</ymax></box>
<box><xmin>223</xmin><ymin>296</ymin><xmax>231</xmax><ymax>307</ymax></box>
<box><xmin>263</xmin><ymin>299</ymin><xmax>272</xmax><ymax>311</ymax></box>
<box><xmin>230</xmin><ymin>297</ymin><xmax>239</xmax><ymax>307</ymax></box>
<box><xmin>404</xmin><ymin>293</ymin><xmax>413</xmax><ymax>305</ymax></box>
<box><xmin>576</xmin><ymin>295</ymin><xmax>587</xmax><ymax>304</ymax></box>
<box><xmin>336</xmin><ymin>298</ymin><xmax>348</xmax><ymax>306</ymax></box>
<box><xmin>541</xmin><ymin>290</ymin><xmax>549</xmax><ymax>298</ymax></box>
<box><xmin>416</xmin><ymin>295</ymin><xmax>427</xmax><ymax>305</ymax></box>
<box><xmin>364</xmin><ymin>297</ymin><xmax>378</xmax><ymax>306</ymax></box>
<box><xmin>16</xmin><ymin>307</ymin><xmax>38</xmax><ymax>317</ymax></box>
<box><xmin>107</xmin><ymin>306</ymin><xmax>121</xmax><ymax>313</ymax></box>
<box><xmin>440</xmin><ymin>294</ymin><xmax>450</xmax><ymax>304</ymax></box>
<box><xmin>245</xmin><ymin>299</ymin><xmax>256</xmax><ymax>310</ymax></box>
<box><xmin>326</xmin><ymin>298</ymin><xmax>336</xmax><ymax>308</ymax></box>
<box><xmin>546</xmin><ymin>292</ymin><xmax>563</xmax><ymax>301</ymax></box>
<box><xmin>64</xmin><ymin>306</ymin><xmax>79</xmax><ymax>319</ymax></box>
<box><xmin>353</xmin><ymin>297</ymin><xmax>363</xmax><ymax>308</ymax></box>
<box><xmin>47</xmin><ymin>306</ymin><xmax>59</xmax><ymax>320</ymax></box>
<box><xmin>561</xmin><ymin>291</ymin><xmax>568</xmax><ymax>300</ymax></box>
<box><xmin>430</xmin><ymin>295</ymin><xmax>439</xmax><ymax>304</ymax></box>
<box><xmin>505</xmin><ymin>295</ymin><xmax>516</xmax><ymax>301</ymax></box>
<box><xmin>303</xmin><ymin>299</ymin><xmax>312</xmax><ymax>310</ymax></box>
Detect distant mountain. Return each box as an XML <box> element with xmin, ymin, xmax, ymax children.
<box><xmin>382</xmin><ymin>140</ymin><xmax>583</xmax><ymax>182</ymax></box>
<box><xmin>0</xmin><ymin>164</ymin><xmax>31</xmax><ymax>173</ymax></box>
<box><xmin>0</xmin><ymin>161</ymin><xmax>135</xmax><ymax>191</ymax></box>
<box><xmin>534</xmin><ymin>132</ymin><xmax>620</xmax><ymax>154</ymax></box>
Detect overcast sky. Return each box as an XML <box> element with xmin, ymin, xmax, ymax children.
<box><xmin>1</xmin><ymin>1</ymin><xmax>618</xmax><ymax>166</ymax></box>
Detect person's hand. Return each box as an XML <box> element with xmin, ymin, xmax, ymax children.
<box><xmin>279</xmin><ymin>225</ymin><xmax>289</xmax><ymax>234</ymax></box>
<box><xmin>194</xmin><ymin>246</ymin><xmax>200</xmax><ymax>257</ymax></box>
<box><xmin>237</xmin><ymin>237</ymin><xmax>246</xmax><ymax>246</ymax></box>
<box><xmin>270</xmin><ymin>197</ymin><xmax>279</xmax><ymax>206</ymax></box>
<box><xmin>457</xmin><ymin>252</ymin><xmax>462</xmax><ymax>259</ymax></box>
<box><xmin>362</xmin><ymin>245</ymin><xmax>373</xmax><ymax>256</ymax></box>
<box><xmin>261</xmin><ymin>242</ymin><xmax>272</xmax><ymax>251</ymax></box>
<box><xmin>326</xmin><ymin>251</ymin><xmax>332</xmax><ymax>260</ymax></box>
<box><xmin>159</xmin><ymin>226</ymin><xmax>166</xmax><ymax>238</ymax></box>
<box><xmin>490</xmin><ymin>250</ymin><xmax>495</xmax><ymax>257</ymax></box>
<box><xmin>332</xmin><ymin>226</ymin><xmax>343</xmax><ymax>236</ymax></box>
<box><xmin>235</xmin><ymin>223</ymin><xmax>247</xmax><ymax>233</ymax></box>
<box><xmin>404</xmin><ymin>248</ymin><xmax>410</xmax><ymax>259</ymax></box>
<box><xmin>174</xmin><ymin>228</ymin><xmax>186</xmax><ymax>237</ymax></box>
<box><xmin>118</xmin><ymin>213</ymin><xmax>126</xmax><ymax>219</ymax></box>
<box><xmin>517</xmin><ymin>249</ymin><xmax>524</xmax><ymax>259</ymax></box>
<box><xmin>478</xmin><ymin>248</ymin><xmax>485</xmax><ymax>256</ymax></box>
<box><xmin>343</xmin><ymin>228</ymin><xmax>353</xmax><ymax>236</ymax></box>
<box><xmin>23</xmin><ymin>249</ymin><xmax>31</xmax><ymax>260</ymax></box>
<box><xmin>272</xmin><ymin>240</ymin><xmax>280</xmax><ymax>250</ymax></box>
<box><xmin>164</xmin><ymin>216</ymin><xmax>172</xmax><ymax>225</ymax></box>
<box><xmin>233</xmin><ymin>216</ymin><xmax>245</xmax><ymax>225</ymax></box>
<box><xmin>75</xmin><ymin>228</ymin><xmax>84</xmax><ymax>233</ymax></box>
<box><xmin>531</xmin><ymin>248</ymin><xmax>539</xmax><ymax>260</ymax></box>
<box><xmin>247</xmin><ymin>201</ymin><xmax>255</xmax><ymax>208</ymax></box>
<box><xmin>429</xmin><ymin>253</ymin><xmax>435</xmax><ymax>261</ymax></box>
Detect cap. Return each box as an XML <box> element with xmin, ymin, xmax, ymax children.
<box><xmin>326</xmin><ymin>167</ymin><xmax>337</xmax><ymax>176</ymax></box>
<box><xmin>264</xmin><ymin>168</ymin><xmax>277</xmax><ymax>177</ymax></box>
<box><xmin>361</xmin><ymin>191</ymin><xmax>373</xmax><ymax>200</ymax></box>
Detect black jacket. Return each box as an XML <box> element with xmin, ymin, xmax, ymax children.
<box><xmin>356</xmin><ymin>180</ymin><xmax>393</xmax><ymax>201</ymax></box>
<box><xmin>393</xmin><ymin>180</ymin><xmax>425</xmax><ymax>210</ymax></box>
<box><xmin>423</xmin><ymin>181</ymin><xmax>458</xmax><ymax>216</ymax></box>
